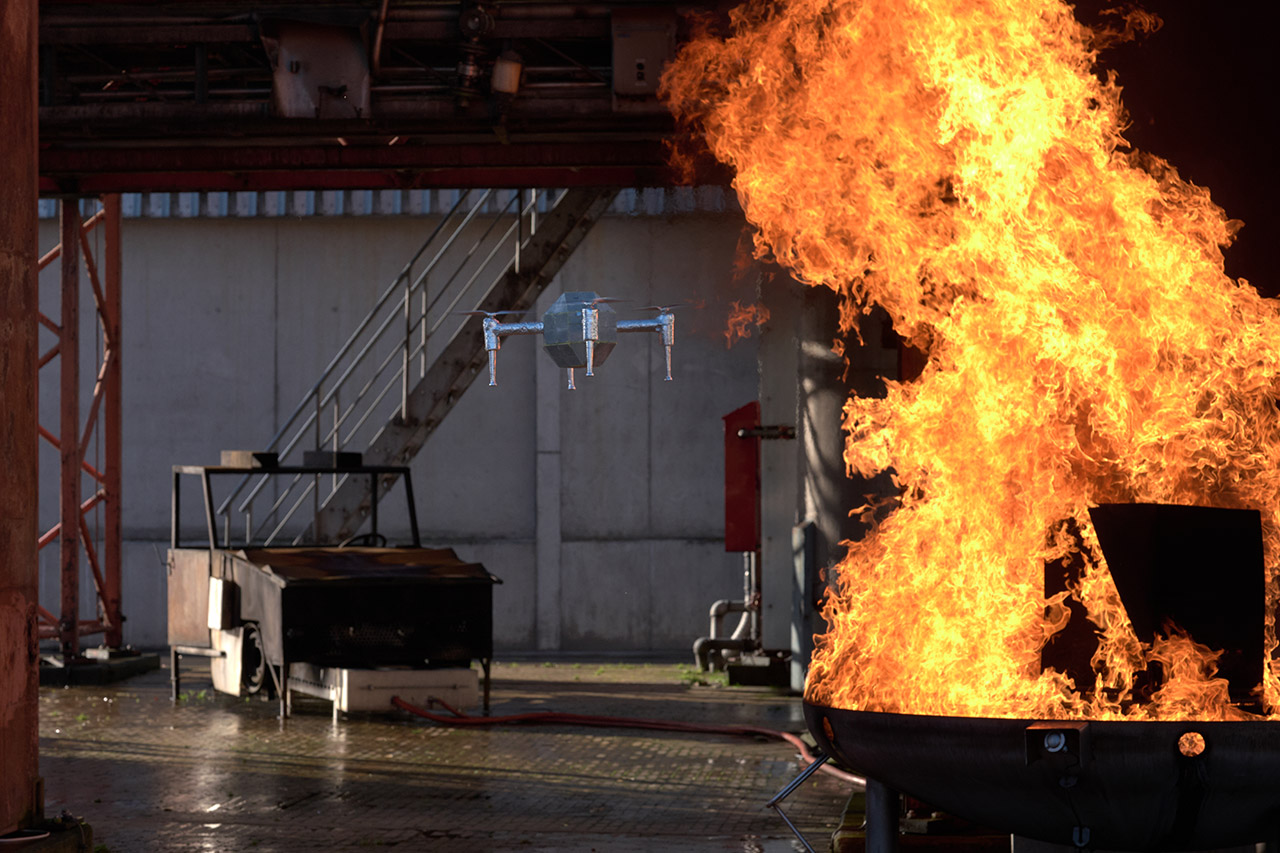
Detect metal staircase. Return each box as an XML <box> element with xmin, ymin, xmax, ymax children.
<box><xmin>213</xmin><ymin>186</ymin><xmax>618</xmax><ymax>546</ymax></box>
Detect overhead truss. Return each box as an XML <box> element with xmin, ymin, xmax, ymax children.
<box><xmin>37</xmin><ymin>0</ymin><xmax>732</xmax><ymax>193</ymax></box>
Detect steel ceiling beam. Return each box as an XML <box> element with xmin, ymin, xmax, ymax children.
<box><xmin>37</xmin><ymin>140</ymin><xmax>719</xmax><ymax>193</ymax></box>
<box><xmin>36</xmin><ymin>0</ymin><xmax>732</xmax><ymax>191</ymax></box>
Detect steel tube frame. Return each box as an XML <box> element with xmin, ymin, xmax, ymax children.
<box><xmin>36</xmin><ymin>197</ymin><xmax>124</xmax><ymax>655</ymax></box>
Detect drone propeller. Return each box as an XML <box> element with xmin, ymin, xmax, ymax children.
<box><xmin>585</xmin><ymin>296</ymin><xmax>628</xmax><ymax>306</ymax></box>
<box><xmin>637</xmin><ymin>302</ymin><xmax>686</xmax><ymax>313</ymax></box>
<box><xmin>457</xmin><ymin>309</ymin><xmax>526</xmax><ymax>318</ymax></box>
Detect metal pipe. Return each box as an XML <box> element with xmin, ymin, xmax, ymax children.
<box><xmin>74</xmin><ymin>87</ymin><xmax>273</xmax><ymax>101</ymax></box>
<box><xmin>61</xmin><ymin>67</ymin><xmax>268</xmax><ymax>85</ymax></box>
<box><xmin>864</xmin><ymin>778</ymin><xmax>900</xmax><ymax>853</ymax></box>
<box><xmin>708</xmin><ymin>598</ymin><xmax>747</xmax><ymax>639</ymax></box>
<box><xmin>692</xmin><ymin>636</ymin><xmax>751</xmax><ymax>671</ymax></box>
<box><xmin>371</xmin><ymin>0</ymin><xmax>392</xmax><ymax>77</ymax></box>
<box><xmin>521</xmin><ymin>81</ymin><xmax>610</xmax><ymax>90</ymax></box>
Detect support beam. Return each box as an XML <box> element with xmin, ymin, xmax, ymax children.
<box><xmin>37</xmin><ymin>199</ymin><xmax>125</xmax><ymax>654</ymax></box>
<box><xmin>103</xmin><ymin>196</ymin><xmax>123</xmax><ymax>648</ymax></box>
<box><xmin>59</xmin><ymin>202</ymin><xmax>82</xmax><ymax>660</ymax></box>
<box><xmin>0</xmin><ymin>0</ymin><xmax>41</xmax><ymax>834</ymax></box>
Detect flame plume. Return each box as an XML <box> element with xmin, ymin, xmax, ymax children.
<box><xmin>726</xmin><ymin>300</ymin><xmax>772</xmax><ymax>346</ymax></box>
<box><xmin>663</xmin><ymin>0</ymin><xmax>1280</xmax><ymax>720</ymax></box>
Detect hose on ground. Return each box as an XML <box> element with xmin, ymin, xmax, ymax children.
<box><xmin>390</xmin><ymin>695</ymin><xmax>864</xmax><ymax>786</ymax></box>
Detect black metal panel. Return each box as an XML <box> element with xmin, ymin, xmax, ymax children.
<box><xmin>806</xmin><ymin>703</ymin><xmax>1280</xmax><ymax>851</ymax></box>
<box><xmin>228</xmin><ymin>547</ymin><xmax>497</xmax><ymax>671</ymax></box>
<box><xmin>1089</xmin><ymin>503</ymin><xmax>1264</xmax><ymax>706</ymax></box>
<box><xmin>281</xmin><ymin>578</ymin><xmax>492</xmax><ymax>668</ymax></box>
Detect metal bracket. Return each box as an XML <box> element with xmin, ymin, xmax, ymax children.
<box><xmin>737</xmin><ymin>424</ymin><xmax>795</xmax><ymax>440</ymax></box>
<box><xmin>765</xmin><ymin>754</ymin><xmax>829</xmax><ymax>853</ymax></box>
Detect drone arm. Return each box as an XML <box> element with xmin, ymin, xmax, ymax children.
<box><xmin>618</xmin><ymin>312</ymin><xmax>676</xmax><ymax>381</ymax></box>
<box><xmin>482</xmin><ymin>318</ymin><xmax>544</xmax><ymax>386</ymax></box>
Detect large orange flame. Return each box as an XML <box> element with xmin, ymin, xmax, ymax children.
<box><xmin>663</xmin><ymin>0</ymin><xmax>1280</xmax><ymax>720</ymax></box>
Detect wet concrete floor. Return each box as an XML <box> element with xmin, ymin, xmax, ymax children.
<box><xmin>39</xmin><ymin>658</ymin><xmax>851</xmax><ymax>851</ymax></box>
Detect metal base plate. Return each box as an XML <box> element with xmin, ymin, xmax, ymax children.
<box><xmin>287</xmin><ymin>664</ymin><xmax>479</xmax><ymax>714</ymax></box>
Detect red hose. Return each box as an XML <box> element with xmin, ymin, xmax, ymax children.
<box><xmin>391</xmin><ymin>695</ymin><xmax>864</xmax><ymax>786</ymax></box>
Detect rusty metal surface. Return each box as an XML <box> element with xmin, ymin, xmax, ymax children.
<box><xmin>167</xmin><ymin>550</ymin><xmax>213</xmax><ymax>648</ymax></box>
<box><xmin>241</xmin><ymin>547</ymin><xmax>489</xmax><ymax>583</ymax></box>
<box><xmin>40</xmin><ymin>662</ymin><xmax>847</xmax><ymax>851</ymax></box>
<box><xmin>0</xmin><ymin>0</ymin><xmax>40</xmax><ymax>834</ymax></box>
<box><xmin>806</xmin><ymin>702</ymin><xmax>1280</xmax><ymax>851</ymax></box>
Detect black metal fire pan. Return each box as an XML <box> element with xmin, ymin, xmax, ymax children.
<box><xmin>805</xmin><ymin>702</ymin><xmax>1280</xmax><ymax>851</ymax></box>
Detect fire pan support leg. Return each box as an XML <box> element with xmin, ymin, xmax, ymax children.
<box><xmin>765</xmin><ymin>754</ymin><xmax>831</xmax><ymax>853</ymax></box>
<box><xmin>864</xmin><ymin>777</ymin><xmax>900</xmax><ymax>853</ymax></box>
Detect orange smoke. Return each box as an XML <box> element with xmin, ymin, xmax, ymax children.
<box><xmin>663</xmin><ymin>0</ymin><xmax>1280</xmax><ymax>720</ymax></box>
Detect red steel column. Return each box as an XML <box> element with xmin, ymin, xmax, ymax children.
<box><xmin>103</xmin><ymin>196</ymin><xmax>123</xmax><ymax>648</ymax></box>
<box><xmin>0</xmin><ymin>0</ymin><xmax>42</xmax><ymax>833</ymax></box>
<box><xmin>60</xmin><ymin>202</ymin><xmax>82</xmax><ymax>660</ymax></box>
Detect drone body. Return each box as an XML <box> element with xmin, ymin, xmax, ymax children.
<box><xmin>468</xmin><ymin>291</ymin><xmax>676</xmax><ymax>389</ymax></box>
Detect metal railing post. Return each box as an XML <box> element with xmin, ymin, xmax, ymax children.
<box><xmin>402</xmin><ymin>273</ymin><xmax>411</xmax><ymax>421</ymax></box>
<box><xmin>514</xmin><ymin>187</ymin><xmax>522</xmax><ymax>273</ymax></box>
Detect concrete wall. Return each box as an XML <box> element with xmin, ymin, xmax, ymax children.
<box><xmin>36</xmin><ymin>206</ymin><xmax>760</xmax><ymax>653</ymax></box>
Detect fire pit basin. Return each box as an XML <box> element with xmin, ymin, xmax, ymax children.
<box><xmin>805</xmin><ymin>702</ymin><xmax>1280</xmax><ymax>850</ymax></box>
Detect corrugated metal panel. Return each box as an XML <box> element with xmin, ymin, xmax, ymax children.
<box><xmin>37</xmin><ymin>188</ymin><xmax>739</xmax><ymax>220</ymax></box>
